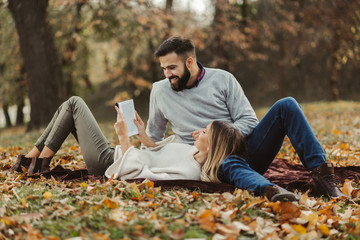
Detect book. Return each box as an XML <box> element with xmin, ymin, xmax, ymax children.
<box><xmin>115</xmin><ymin>99</ymin><xmax>139</xmax><ymax>136</ymax></box>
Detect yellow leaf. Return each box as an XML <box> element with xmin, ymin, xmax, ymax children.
<box><xmin>332</xmin><ymin>129</ymin><xmax>341</xmax><ymax>135</ymax></box>
<box><xmin>80</xmin><ymin>182</ymin><xmax>87</xmax><ymax>188</ymax></box>
<box><xmin>318</xmin><ymin>224</ymin><xmax>330</xmax><ymax>236</ymax></box>
<box><xmin>292</xmin><ymin>224</ymin><xmax>307</xmax><ymax>234</ymax></box>
<box><xmin>342</xmin><ymin>180</ymin><xmax>353</xmax><ymax>196</ymax></box>
<box><xmin>43</xmin><ymin>191</ymin><xmax>54</xmax><ymax>199</ymax></box>
<box><xmin>20</xmin><ymin>198</ymin><xmax>27</xmax><ymax>208</ymax></box>
<box><xmin>102</xmin><ymin>198</ymin><xmax>118</xmax><ymax>209</ymax></box>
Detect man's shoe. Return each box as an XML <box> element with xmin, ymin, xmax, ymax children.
<box><xmin>311</xmin><ymin>162</ymin><xmax>347</xmax><ymax>198</ymax></box>
<box><xmin>11</xmin><ymin>155</ymin><xmax>32</xmax><ymax>172</ymax></box>
<box><xmin>28</xmin><ymin>157</ymin><xmax>52</xmax><ymax>174</ymax></box>
<box><xmin>263</xmin><ymin>185</ymin><xmax>299</xmax><ymax>202</ymax></box>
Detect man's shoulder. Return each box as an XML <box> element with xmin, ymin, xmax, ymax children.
<box><xmin>204</xmin><ymin>67</ymin><xmax>234</xmax><ymax>76</ymax></box>
<box><xmin>204</xmin><ymin>67</ymin><xmax>235</xmax><ymax>81</ymax></box>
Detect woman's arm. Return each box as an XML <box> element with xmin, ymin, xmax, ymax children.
<box><xmin>114</xmin><ymin>106</ymin><xmax>132</xmax><ymax>155</ymax></box>
<box><xmin>134</xmin><ymin>111</ymin><xmax>158</xmax><ymax>148</ymax></box>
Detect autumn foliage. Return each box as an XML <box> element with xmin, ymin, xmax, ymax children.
<box><xmin>1</xmin><ymin>101</ymin><xmax>360</xmax><ymax>239</ymax></box>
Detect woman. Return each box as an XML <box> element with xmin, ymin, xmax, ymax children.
<box><xmin>11</xmin><ymin>96</ymin><xmax>205</xmax><ymax>181</ymax></box>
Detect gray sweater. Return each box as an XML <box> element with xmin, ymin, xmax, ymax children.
<box><xmin>145</xmin><ymin>67</ymin><xmax>259</xmax><ymax>144</ymax></box>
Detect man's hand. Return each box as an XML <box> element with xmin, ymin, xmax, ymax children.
<box><xmin>191</xmin><ymin>128</ymin><xmax>206</xmax><ymax>140</ymax></box>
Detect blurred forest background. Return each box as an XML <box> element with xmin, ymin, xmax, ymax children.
<box><xmin>0</xmin><ymin>0</ymin><xmax>359</xmax><ymax>130</ymax></box>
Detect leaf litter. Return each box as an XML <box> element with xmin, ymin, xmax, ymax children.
<box><xmin>1</xmin><ymin>101</ymin><xmax>360</xmax><ymax>239</ymax></box>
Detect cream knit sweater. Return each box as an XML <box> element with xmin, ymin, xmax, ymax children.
<box><xmin>105</xmin><ymin>136</ymin><xmax>201</xmax><ymax>180</ymax></box>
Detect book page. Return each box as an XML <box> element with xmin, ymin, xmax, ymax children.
<box><xmin>116</xmin><ymin>99</ymin><xmax>139</xmax><ymax>136</ymax></box>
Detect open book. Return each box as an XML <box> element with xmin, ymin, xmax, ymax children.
<box><xmin>115</xmin><ymin>99</ymin><xmax>139</xmax><ymax>136</ymax></box>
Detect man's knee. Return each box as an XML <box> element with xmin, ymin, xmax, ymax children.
<box><xmin>276</xmin><ymin>97</ymin><xmax>299</xmax><ymax>109</ymax></box>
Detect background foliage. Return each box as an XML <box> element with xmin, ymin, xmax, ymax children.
<box><xmin>0</xmin><ymin>0</ymin><xmax>359</xmax><ymax>128</ymax></box>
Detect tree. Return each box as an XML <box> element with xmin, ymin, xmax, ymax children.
<box><xmin>8</xmin><ymin>0</ymin><xmax>65</xmax><ymax>130</ymax></box>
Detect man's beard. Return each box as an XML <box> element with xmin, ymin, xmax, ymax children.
<box><xmin>169</xmin><ymin>63</ymin><xmax>191</xmax><ymax>92</ymax></box>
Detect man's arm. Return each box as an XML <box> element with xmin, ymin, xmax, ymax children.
<box><xmin>145</xmin><ymin>84</ymin><xmax>168</xmax><ymax>142</ymax></box>
<box><xmin>226</xmin><ymin>75</ymin><xmax>259</xmax><ymax>137</ymax></box>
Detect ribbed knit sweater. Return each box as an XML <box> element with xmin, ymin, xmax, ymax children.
<box><xmin>146</xmin><ymin>67</ymin><xmax>259</xmax><ymax>144</ymax></box>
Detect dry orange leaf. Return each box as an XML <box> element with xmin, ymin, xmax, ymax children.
<box><xmin>272</xmin><ymin>202</ymin><xmax>301</xmax><ymax>220</ymax></box>
<box><xmin>198</xmin><ymin>209</ymin><xmax>216</xmax><ymax>233</ymax></box>
<box><xmin>102</xmin><ymin>198</ymin><xmax>118</xmax><ymax>209</ymax></box>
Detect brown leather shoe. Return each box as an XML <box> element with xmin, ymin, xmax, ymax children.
<box><xmin>28</xmin><ymin>157</ymin><xmax>53</xmax><ymax>174</ymax></box>
<box><xmin>11</xmin><ymin>155</ymin><xmax>32</xmax><ymax>172</ymax></box>
<box><xmin>311</xmin><ymin>162</ymin><xmax>347</xmax><ymax>198</ymax></box>
<box><xmin>264</xmin><ymin>185</ymin><xmax>299</xmax><ymax>202</ymax></box>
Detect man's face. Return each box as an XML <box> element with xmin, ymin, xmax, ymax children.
<box><xmin>159</xmin><ymin>52</ymin><xmax>191</xmax><ymax>91</ymax></box>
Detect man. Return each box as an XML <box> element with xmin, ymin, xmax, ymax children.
<box><xmin>145</xmin><ymin>36</ymin><xmax>346</xmax><ymax>199</ymax></box>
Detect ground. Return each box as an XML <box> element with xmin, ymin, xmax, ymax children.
<box><xmin>1</xmin><ymin>101</ymin><xmax>360</xmax><ymax>239</ymax></box>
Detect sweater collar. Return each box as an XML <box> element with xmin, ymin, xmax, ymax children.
<box><xmin>189</xmin><ymin>61</ymin><xmax>205</xmax><ymax>88</ymax></box>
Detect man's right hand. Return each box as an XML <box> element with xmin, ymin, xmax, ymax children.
<box><xmin>191</xmin><ymin>128</ymin><xmax>206</xmax><ymax>140</ymax></box>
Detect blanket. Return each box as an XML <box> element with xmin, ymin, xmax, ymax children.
<box><xmin>39</xmin><ymin>159</ymin><xmax>360</xmax><ymax>194</ymax></box>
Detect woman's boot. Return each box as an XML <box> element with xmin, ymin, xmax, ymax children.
<box><xmin>28</xmin><ymin>157</ymin><xmax>53</xmax><ymax>174</ymax></box>
<box><xmin>11</xmin><ymin>155</ymin><xmax>32</xmax><ymax>172</ymax></box>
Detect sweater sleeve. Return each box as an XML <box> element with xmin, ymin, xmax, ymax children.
<box><xmin>145</xmin><ymin>83</ymin><xmax>168</xmax><ymax>142</ymax></box>
<box><xmin>226</xmin><ymin>75</ymin><xmax>258</xmax><ymax>138</ymax></box>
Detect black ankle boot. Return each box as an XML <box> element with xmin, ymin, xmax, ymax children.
<box><xmin>28</xmin><ymin>157</ymin><xmax>53</xmax><ymax>174</ymax></box>
<box><xmin>11</xmin><ymin>155</ymin><xmax>32</xmax><ymax>172</ymax></box>
<box><xmin>311</xmin><ymin>162</ymin><xmax>347</xmax><ymax>198</ymax></box>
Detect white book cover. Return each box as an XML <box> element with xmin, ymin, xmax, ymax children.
<box><xmin>116</xmin><ymin>99</ymin><xmax>139</xmax><ymax>136</ymax></box>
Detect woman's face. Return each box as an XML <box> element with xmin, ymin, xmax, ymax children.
<box><xmin>194</xmin><ymin>123</ymin><xmax>211</xmax><ymax>152</ymax></box>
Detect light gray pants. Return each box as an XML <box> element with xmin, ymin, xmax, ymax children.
<box><xmin>35</xmin><ymin>96</ymin><xmax>114</xmax><ymax>175</ymax></box>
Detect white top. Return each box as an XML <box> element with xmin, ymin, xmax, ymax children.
<box><xmin>105</xmin><ymin>136</ymin><xmax>201</xmax><ymax>180</ymax></box>
<box><xmin>145</xmin><ymin>67</ymin><xmax>259</xmax><ymax>144</ymax></box>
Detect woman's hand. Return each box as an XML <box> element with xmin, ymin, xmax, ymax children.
<box><xmin>133</xmin><ymin>111</ymin><xmax>158</xmax><ymax>148</ymax></box>
<box><xmin>134</xmin><ymin>111</ymin><xmax>146</xmax><ymax>137</ymax></box>
<box><xmin>114</xmin><ymin>106</ymin><xmax>131</xmax><ymax>154</ymax></box>
<box><xmin>114</xmin><ymin>106</ymin><xmax>129</xmax><ymax>139</ymax></box>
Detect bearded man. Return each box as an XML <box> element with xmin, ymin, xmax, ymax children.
<box><xmin>145</xmin><ymin>36</ymin><xmax>345</xmax><ymax>199</ymax></box>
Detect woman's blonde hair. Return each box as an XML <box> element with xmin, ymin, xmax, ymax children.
<box><xmin>200</xmin><ymin>121</ymin><xmax>247</xmax><ymax>183</ymax></box>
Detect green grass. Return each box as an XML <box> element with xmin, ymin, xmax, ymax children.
<box><xmin>1</xmin><ymin>100</ymin><xmax>360</xmax><ymax>239</ymax></box>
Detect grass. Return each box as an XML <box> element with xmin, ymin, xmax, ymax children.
<box><xmin>1</xmin><ymin>100</ymin><xmax>360</xmax><ymax>239</ymax></box>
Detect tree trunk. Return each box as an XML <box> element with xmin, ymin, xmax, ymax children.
<box><xmin>63</xmin><ymin>1</ymin><xmax>85</xmax><ymax>97</ymax></box>
<box><xmin>3</xmin><ymin>104</ymin><xmax>12</xmax><ymax>128</ymax></box>
<box><xmin>213</xmin><ymin>0</ymin><xmax>229</xmax><ymax>70</ymax></box>
<box><xmin>8</xmin><ymin>0</ymin><xmax>65</xmax><ymax>130</ymax></box>
<box><xmin>164</xmin><ymin>0</ymin><xmax>173</xmax><ymax>39</ymax></box>
<box><xmin>16</xmin><ymin>100</ymin><xmax>25</xmax><ymax>126</ymax></box>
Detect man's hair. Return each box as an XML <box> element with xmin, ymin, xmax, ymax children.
<box><xmin>154</xmin><ymin>36</ymin><xmax>196</xmax><ymax>59</ymax></box>
<box><xmin>200</xmin><ymin>121</ymin><xmax>248</xmax><ymax>183</ymax></box>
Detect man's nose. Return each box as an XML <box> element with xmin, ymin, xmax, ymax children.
<box><xmin>164</xmin><ymin>69</ymin><xmax>172</xmax><ymax>78</ymax></box>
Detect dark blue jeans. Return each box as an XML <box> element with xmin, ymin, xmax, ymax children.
<box><xmin>221</xmin><ymin>97</ymin><xmax>326</xmax><ymax>194</ymax></box>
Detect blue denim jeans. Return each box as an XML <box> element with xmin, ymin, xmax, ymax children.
<box><xmin>220</xmin><ymin>97</ymin><xmax>326</xmax><ymax>194</ymax></box>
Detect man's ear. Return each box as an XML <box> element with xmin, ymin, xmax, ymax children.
<box><xmin>186</xmin><ymin>57</ymin><xmax>194</xmax><ymax>69</ymax></box>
